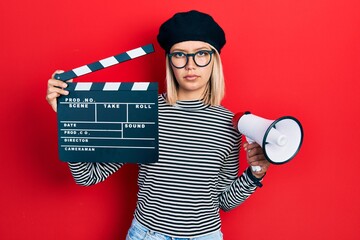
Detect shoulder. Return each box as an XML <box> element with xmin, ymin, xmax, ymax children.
<box><xmin>207</xmin><ymin>105</ymin><xmax>235</xmax><ymax>121</ymax></box>
<box><xmin>206</xmin><ymin>105</ymin><xmax>239</xmax><ymax>135</ymax></box>
<box><xmin>208</xmin><ymin>105</ymin><xmax>239</xmax><ymax>134</ymax></box>
<box><xmin>158</xmin><ymin>93</ymin><xmax>168</xmax><ymax>105</ymax></box>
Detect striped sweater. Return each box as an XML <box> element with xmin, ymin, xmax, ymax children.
<box><xmin>68</xmin><ymin>94</ymin><xmax>260</xmax><ymax>238</ymax></box>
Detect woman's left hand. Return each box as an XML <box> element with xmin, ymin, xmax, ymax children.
<box><xmin>243</xmin><ymin>142</ymin><xmax>270</xmax><ymax>178</ymax></box>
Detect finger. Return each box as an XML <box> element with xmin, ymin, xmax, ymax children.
<box><xmin>247</xmin><ymin>147</ymin><xmax>263</xmax><ymax>158</ymax></box>
<box><xmin>246</xmin><ymin>142</ymin><xmax>261</xmax><ymax>150</ymax></box>
<box><xmin>249</xmin><ymin>158</ymin><xmax>268</xmax><ymax>166</ymax></box>
<box><xmin>48</xmin><ymin>78</ymin><xmax>68</xmax><ymax>89</ymax></box>
<box><xmin>244</xmin><ymin>143</ymin><xmax>260</xmax><ymax>155</ymax></box>
<box><xmin>243</xmin><ymin>142</ymin><xmax>248</xmax><ymax>150</ymax></box>
<box><xmin>248</xmin><ymin>155</ymin><xmax>266</xmax><ymax>165</ymax></box>
<box><xmin>247</xmin><ymin>147</ymin><xmax>267</xmax><ymax>165</ymax></box>
<box><xmin>46</xmin><ymin>91</ymin><xmax>61</xmax><ymax>103</ymax></box>
<box><xmin>47</xmin><ymin>85</ymin><xmax>69</xmax><ymax>96</ymax></box>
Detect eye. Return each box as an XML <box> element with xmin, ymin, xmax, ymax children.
<box><xmin>172</xmin><ymin>52</ymin><xmax>186</xmax><ymax>58</ymax></box>
<box><xmin>196</xmin><ymin>50</ymin><xmax>209</xmax><ymax>57</ymax></box>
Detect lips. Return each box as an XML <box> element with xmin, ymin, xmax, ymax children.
<box><xmin>184</xmin><ymin>75</ymin><xmax>199</xmax><ymax>80</ymax></box>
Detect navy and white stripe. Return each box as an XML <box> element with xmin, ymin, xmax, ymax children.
<box><xmin>67</xmin><ymin>94</ymin><xmax>260</xmax><ymax>238</ymax></box>
<box><xmin>64</xmin><ymin>82</ymin><xmax>158</xmax><ymax>91</ymax></box>
<box><xmin>54</xmin><ymin>44</ymin><xmax>154</xmax><ymax>81</ymax></box>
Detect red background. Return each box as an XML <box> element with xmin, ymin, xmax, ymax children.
<box><xmin>1</xmin><ymin>0</ymin><xmax>359</xmax><ymax>239</ymax></box>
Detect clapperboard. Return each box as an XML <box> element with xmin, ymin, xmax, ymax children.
<box><xmin>56</xmin><ymin>44</ymin><xmax>158</xmax><ymax>163</ymax></box>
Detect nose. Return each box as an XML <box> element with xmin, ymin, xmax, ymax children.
<box><xmin>185</xmin><ymin>55</ymin><xmax>196</xmax><ymax>69</ymax></box>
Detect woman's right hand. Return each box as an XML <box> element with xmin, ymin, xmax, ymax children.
<box><xmin>46</xmin><ymin>70</ymin><xmax>73</xmax><ymax>112</ymax></box>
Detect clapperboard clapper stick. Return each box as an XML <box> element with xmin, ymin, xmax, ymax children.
<box><xmin>54</xmin><ymin>44</ymin><xmax>155</xmax><ymax>81</ymax></box>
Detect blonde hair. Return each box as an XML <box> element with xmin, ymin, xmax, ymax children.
<box><xmin>165</xmin><ymin>46</ymin><xmax>225</xmax><ymax>106</ymax></box>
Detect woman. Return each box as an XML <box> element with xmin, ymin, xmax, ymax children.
<box><xmin>46</xmin><ymin>10</ymin><xmax>269</xmax><ymax>240</ymax></box>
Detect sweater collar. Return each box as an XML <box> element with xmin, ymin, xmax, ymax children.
<box><xmin>162</xmin><ymin>93</ymin><xmax>209</xmax><ymax>110</ymax></box>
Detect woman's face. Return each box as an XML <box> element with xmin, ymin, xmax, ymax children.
<box><xmin>169</xmin><ymin>41</ymin><xmax>214</xmax><ymax>100</ymax></box>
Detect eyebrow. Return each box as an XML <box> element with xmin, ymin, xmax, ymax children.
<box><xmin>171</xmin><ymin>46</ymin><xmax>211</xmax><ymax>53</ymax></box>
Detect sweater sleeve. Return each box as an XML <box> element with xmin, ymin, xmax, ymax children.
<box><xmin>218</xmin><ymin>137</ymin><xmax>261</xmax><ymax>211</ymax></box>
<box><xmin>67</xmin><ymin>162</ymin><xmax>124</xmax><ymax>186</ymax></box>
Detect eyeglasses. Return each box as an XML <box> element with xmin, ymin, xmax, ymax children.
<box><xmin>168</xmin><ymin>50</ymin><xmax>214</xmax><ymax>69</ymax></box>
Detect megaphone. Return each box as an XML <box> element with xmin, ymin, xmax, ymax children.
<box><xmin>232</xmin><ymin>112</ymin><xmax>303</xmax><ymax>172</ymax></box>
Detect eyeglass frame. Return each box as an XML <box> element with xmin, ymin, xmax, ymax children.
<box><xmin>167</xmin><ymin>50</ymin><xmax>215</xmax><ymax>69</ymax></box>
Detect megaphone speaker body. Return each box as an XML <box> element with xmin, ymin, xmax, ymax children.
<box><xmin>234</xmin><ymin>112</ymin><xmax>303</xmax><ymax>165</ymax></box>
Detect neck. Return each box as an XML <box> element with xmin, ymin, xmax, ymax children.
<box><xmin>177</xmin><ymin>89</ymin><xmax>205</xmax><ymax>101</ymax></box>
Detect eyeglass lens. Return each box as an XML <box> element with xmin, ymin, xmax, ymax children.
<box><xmin>169</xmin><ymin>50</ymin><xmax>213</xmax><ymax>68</ymax></box>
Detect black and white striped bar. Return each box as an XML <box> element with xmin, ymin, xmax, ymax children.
<box><xmin>54</xmin><ymin>44</ymin><xmax>154</xmax><ymax>81</ymax></box>
<box><xmin>64</xmin><ymin>82</ymin><xmax>158</xmax><ymax>91</ymax></box>
<box><xmin>57</xmin><ymin>82</ymin><xmax>158</xmax><ymax>163</ymax></box>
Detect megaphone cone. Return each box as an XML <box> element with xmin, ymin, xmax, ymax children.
<box><xmin>233</xmin><ymin>112</ymin><xmax>303</xmax><ymax>165</ymax></box>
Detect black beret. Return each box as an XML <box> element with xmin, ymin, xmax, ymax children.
<box><xmin>157</xmin><ymin>10</ymin><xmax>226</xmax><ymax>53</ymax></box>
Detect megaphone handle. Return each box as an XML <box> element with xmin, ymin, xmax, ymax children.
<box><xmin>245</xmin><ymin>136</ymin><xmax>262</xmax><ymax>173</ymax></box>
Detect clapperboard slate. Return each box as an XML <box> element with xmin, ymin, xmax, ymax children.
<box><xmin>57</xmin><ymin>82</ymin><xmax>158</xmax><ymax>163</ymax></box>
